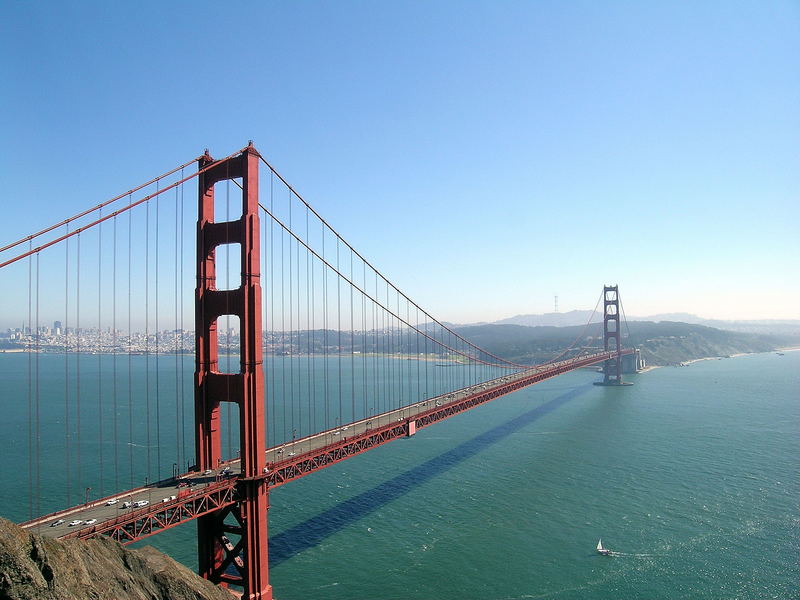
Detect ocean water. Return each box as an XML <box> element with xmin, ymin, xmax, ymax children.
<box><xmin>1</xmin><ymin>351</ymin><xmax>797</xmax><ymax>598</ymax></box>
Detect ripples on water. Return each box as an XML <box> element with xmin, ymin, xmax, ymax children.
<box><xmin>2</xmin><ymin>352</ymin><xmax>797</xmax><ymax>599</ymax></box>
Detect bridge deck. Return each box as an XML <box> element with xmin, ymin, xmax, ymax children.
<box><xmin>21</xmin><ymin>350</ymin><xmax>630</xmax><ymax>544</ymax></box>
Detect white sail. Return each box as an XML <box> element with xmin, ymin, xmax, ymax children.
<box><xmin>596</xmin><ymin>539</ymin><xmax>604</xmax><ymax>551</ymax></box>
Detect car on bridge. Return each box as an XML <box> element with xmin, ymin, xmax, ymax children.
<box><xmin>122</xmin><ymin>501</ymin><xmax>132</xmax><ymax>508</ymax></box>
<box><xmin>134</xmin><ymin>500</ymin><xmax>149</xmax><ymax>507</ymax></box>
<box><xmin>50</xmin><ymin>519</ymin><xmax>64</xmax><ymax>527</ymax></box>
<box><xmin>68</xmin><ymin>520</ymin><xmax>82</xmax><ymax>527</ymax></box>
<box><xmin>84</xmin><ymin>519</ymin><xmax>97</xmax><ymax>525</ymax></box>
<box><xmin>106</xmin><ymin>499</ymin><xmax>118</xmax><ymax>505</ymax></box>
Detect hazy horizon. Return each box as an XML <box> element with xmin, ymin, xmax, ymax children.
<box><xmin>2</xmin><ymin>3</ymin><xmax>798</xmax><ymax>328</ymax></box>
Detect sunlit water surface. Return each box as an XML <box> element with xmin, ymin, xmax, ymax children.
<box><xmin>1</xmin><ymin>351</ymin><xmax>797</xmax><ymax>599</ymax></box>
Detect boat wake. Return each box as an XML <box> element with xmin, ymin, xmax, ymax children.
<box><xmin>597</xmin><ymin>539</ymin><xmax>656</xmax><ymax>558</ymax></box>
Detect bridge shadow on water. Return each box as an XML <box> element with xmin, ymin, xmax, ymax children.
<box><xmin>268</xmin><ymin>383</ymin><xmax>593</xmax><ymax>566</ymax></box>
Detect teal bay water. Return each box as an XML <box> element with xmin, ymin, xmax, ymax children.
<box><xmin>1</xmin><ymin>351</ymin><xmax>797</xmax><ymax>598</ymax></box>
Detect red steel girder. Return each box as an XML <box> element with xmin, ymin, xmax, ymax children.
<box><xmin>42</xmin><ymin>349</ymin><xmax>632</xmax><ymax>548</ymax></box>
<box><xmin>61</xmin><ymin>481</ymin><xmax>238</xmax><ymax>544</ymax></box>
<box><xmin>265</xmin><ymin>350</ymin><xmax>629</xmax><ymax>489</ymax></box>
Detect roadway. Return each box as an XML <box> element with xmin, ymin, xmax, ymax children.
<box><xmin>22</xmin><ymin>351</ymin><xmax>620</xmax><ymax>540</ymax></box>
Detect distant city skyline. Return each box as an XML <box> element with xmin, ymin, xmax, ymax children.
<box><xmin>1</xmin><ymin>2</ymin><xmax>798</xmax><ymax>324</ymax></box>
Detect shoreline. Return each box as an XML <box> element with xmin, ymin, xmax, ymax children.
<box><xmin>634</xmin><ymin>347</ymin><xmax>795</xmax><ymax>372</ymax></box>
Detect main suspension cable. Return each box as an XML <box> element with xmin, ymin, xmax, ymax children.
<box><xmin>259</xmin><ymin>204</ymin><xmax>520</xmax><ymax>370</ymax></box>
<box><xmin>256</xmin><ymin>153</ymin><xmax>526</xmax><ymax>370</ymax></box>
<box><xmin>540</xmin><ymin>291</ymin><xmax>604</xmax><ymax>365</ymax></box>
<box><xmin>0</xmin><ymin>158</ymin><xmax>197</xmax><ymax>255</ymax></box>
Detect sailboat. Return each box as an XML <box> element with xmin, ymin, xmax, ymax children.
<box><xmin>596</xmin><ymin>539</ymin><xmax>612</xmax><ymax>556</ymax></box>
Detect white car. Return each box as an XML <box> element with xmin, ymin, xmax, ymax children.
<box><xmin>68</xmin><ymin>520</ymin><xmax>82</xmax><ymax>527</ymax></box>
<box><xmin>50</xmin><ymin>519</ymin><xmax>65</xmax><ymax>527</ymax></box>
<box><xmin>134</xmin><ymin>500</ymin><xmax>149</xmax><ymax>507</ymax></box>
<box><xmin>106</xmin><ymin>499</ymin><xmax>118</xmax><ymax>506</ymax></box>
<box><xmin>84</xmin><ymin>519</ymin><xmax>97</xmax><ymax>525</ymax></box>
<box><xmin>203</xmin><ymin>469</ymin><xmax>213</xmax><ymax>475</ymax></box>
<box><xmin>121</xmin><ymin>501</ymin><xmax>132</xmax><ymax>509</ymax></box>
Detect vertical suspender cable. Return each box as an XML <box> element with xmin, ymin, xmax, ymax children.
<box><xmin>350</xmin><ymin>248</ymin><xmax>354</xmax><ymax>423</ymax></box>
<box><xmin>65</xmin><ymin>228</ymin><xmax>71</xmax><ymax>505</ymax></box>
<box><xmin>306</xmin><ymin>207</ymin><xmax>312</xmax><ymax>437</ymax></box>
<box><xmin>362</xmin><ymin>261</ymin><xmax>367</xmax><ymax>419</ymax></box>
<box><xmin>337</xmin><ymin>239</ymin><xmax>341</xmax><ymax>428</ymax></box>
<box><xmin>322</xmin><ymin>229</ymin><xmax>328</xmax><ymax>431</ymax></box>
<box><xmin>155</xmin><ymin>182</ymin><xmax>161</xmax><ymax>478</ymax></box>
<box><xmin>280</xmin><ymin>220</ymin><xmax>286</xmax><ymax>444</ymax></box>
<box><xmin>26</xmin><ymin>242</ymin><xmax>32</xmax><ymax>520</ymax></box>
<box><xmin>76</xmin><ymin>234</ymin><xmax>82</xmax><ymax>503</ymax></box>
<box><xmin>145</xmin><ymin>193</ymin><xmax>151</xmax><ymax>485</ymax></box>
<box><xmin>379</xmin><ymin>283</ymin><xmax>384</xmax><ymax>412</ymax></box>
<box><xmin>416</xmin><ymin>306</ymin><xmax>420</xmax><ymax>403</ymax></box>
<box><xmin>397</xmin><ymin>292</ymin><xmax>402</xmax><ymax>407</ymax></box>
<box><xmin>424</xmin><ymin>315</ymin><xmax>428</xmax><ymax>400</ymax></box>
<box><xmin>296</xmin><ymin>210</ymin><xmax>301</xmax><ymax>438</ymax></box>
<box><xmin>289</xmin><ymin>192</ymin><xmax>295</xmax><ymax>444</ymax></box>
<box><xmin>385</xmin><ymin>283</ymin><xmax>389</xmax><ymax>409</ymax></box>
<box><xmin>280</xmin><ymin>213</ymin><xmax>287</xmax><ymax>445</ymax></box>
<box><xmin>266</xmin><ymin>204</ymin><xmax>272</xmax><ymax>448</ymax></box>
<box><xmin>174</xmin><ymin>181</ymin><xmax>180</xmax><ymax>470</ymax></box>
<box><xmin>387</xmin><ymin>282</ymin><xmax>392</xmax><ymax>410</ymax></box>
<box><xmin>127</xmin><ymin>205</ymin><xmax>134</xmax><ymax>489</ymax></box>
<box><xmin>406</xmin><ymin>300</ymin><xmax>411</xmax><ymax>405</ymax></box>
<box><xmin>97</xmin><ymin>210</ymin><xmax>103</xmax><ymax>496</ymax></box>
<box><xmin>374</xmin><ymin>274</ymin><xmax>379</xmax><ymax>413</ymax></box>
<box><xmin>310</xmin><ymin>212</ymin><xmax>316</xmax><ymax>436</ymax></box>
<box><xmin>113</xmin><ymin>215</ymin><xmax>119</xmax><ymax>493</ymax></box>
<box><xmin>35</xmin><ymin>253</ymin><xmax>41</xmax><ymax>521</ymax></box>
<box><xmin>270</xmin><ymin>172</ymin><xmax>276</xmax><ymax>448</ymax></box>
<box><xmin>373</xmin><ymin>273</ymin><xmax>377</xmax><ymax>415</ymax></box>
<box><xmin>180</xmin><ymin>174</ymin><xmax>186</xmax><ymax>469</ymax></box>
<box><xmin>388</xmin><ymin>284</ymin><xmax>393</xmax><ymax>409</ymax></box>
<box><xmin>295</xmin><ymin>196</ymin><xmax>301</xmax><ymax>441</ymax></box>
<box><xmin>397</xmin><ymin>293</ymin><xmax>402</xmax><ymax>406</ymax></box>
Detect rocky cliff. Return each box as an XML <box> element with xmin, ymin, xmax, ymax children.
<box><xmin>0</xmin><ymin>518</ymin><xmax>232</xmax><ymax>600</ymax></box>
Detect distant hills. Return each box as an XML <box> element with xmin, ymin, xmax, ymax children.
<box><xmin>453</xmin><ymin>320</ymin><xmax>799</xmax><ymax>366</ymax></box>
<box><xmin>491</xmin><ymin>311</ymin><xmax>800</xmax><ymax>337</ymax></box>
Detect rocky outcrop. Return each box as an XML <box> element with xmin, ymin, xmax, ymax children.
<box><xmin>0</xmin><ymin>518</ymin><xmax>233</xmax><ymax>600</ymax></box>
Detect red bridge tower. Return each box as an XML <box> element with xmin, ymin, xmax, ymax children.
<box><xmin>601</xmin><ymin>284</ymin><xmax>624</xmax><ymax>385</ymax></box>
<box><xmin>195</xmin><ymin>144</ymin><xmax>272</xmax><ymax>599</ymax></box>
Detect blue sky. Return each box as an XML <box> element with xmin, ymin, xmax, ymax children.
<box><xmin>1</xmin><ymin>1</ymin><xmax>798</xmax><ymax>324</ymax></box>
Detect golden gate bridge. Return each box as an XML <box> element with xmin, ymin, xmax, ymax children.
<box><xmin>0</xmin><ymin>143</ymin><xmax>634</xmax><ymax>599</ymax></box>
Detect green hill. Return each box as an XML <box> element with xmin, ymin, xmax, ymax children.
<box><xmin>454</xmin><ymin>321</ymin><xmax>798</xmax><ymax>366</ymax></box>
